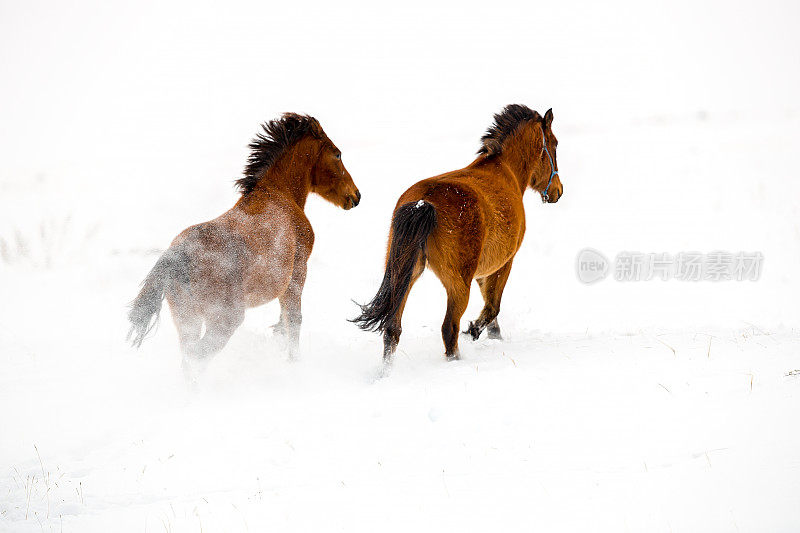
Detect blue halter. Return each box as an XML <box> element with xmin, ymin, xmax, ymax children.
<box><xmin>540</xmin><ymin>125</ymin><xmax>558</xmax><ymax>202</ymax></box>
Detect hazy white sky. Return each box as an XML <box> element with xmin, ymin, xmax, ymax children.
<box><xmin>1</xmin><ymin>0</ymin><xmax>798</xmax><ymax>180</ymax></box>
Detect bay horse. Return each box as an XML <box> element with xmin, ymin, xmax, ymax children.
<box><xmin>353</xmin><ymin>104</ymin><xmax>562</xmax><ymax>362</ymax></box>
<box><xmin>128</xmin><ymin>113</ymin><xmax>360</xmax><ymax>377</ymax></box>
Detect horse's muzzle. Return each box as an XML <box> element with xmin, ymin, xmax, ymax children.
<box><xmin>345</xmin><ymin>190</ymin><xmax>361</xmax><ymax>210</ymax></box>
<box><xmin>542</xmin><ymin>183</ymin><xmax>563</xmax><ymax>203</ymax></box>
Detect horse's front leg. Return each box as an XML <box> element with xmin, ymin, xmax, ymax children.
<box><xmin>277</xmin><ymin>260</ymin><xmax>307</xmax><ymax>360</ymax></box>
<box><xmin>466</xmin><ymin>259</ymin><xmax>513</xmax><ymax>341</ymax></box>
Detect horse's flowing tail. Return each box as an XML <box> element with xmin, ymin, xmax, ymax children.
<box><xmin>352</xmin><ymin>200</ymin><xmax>437</xmax><ymax>333</ymax></box>
<box><xmin>127</xmin><ymin>244</ymin><xmax>192</xmax><ymax>348</ymax></box>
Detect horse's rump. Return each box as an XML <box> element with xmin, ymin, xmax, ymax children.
<box><xmin>170</xmin><ymin>222</ymin><xmax>250</xmax><ymax>309</ymax></box>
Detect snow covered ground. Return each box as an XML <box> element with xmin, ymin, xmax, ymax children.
<box><xmin>2</xmin><ymin>1</ymin><xmax>800</xmax><ymax>531</ymax></box>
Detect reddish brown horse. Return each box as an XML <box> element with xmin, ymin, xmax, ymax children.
<box><xmin>354</xmin><ymin>104</ymin><xmax>562</xmax><ymax>362</ymax></box>
<box><xmin>128</xmin><ymin>113</ymin><xmax>360</xmax><ymax>377</ymax></box>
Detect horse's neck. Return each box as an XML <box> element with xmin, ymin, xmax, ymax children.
<box><xmin>267</xmin><ymin>168</ymin><xmax>311</xmax><ymax>208</ymax></box>
<box><xmin>246</xmin><ymin>151</ymin><xmax>314</xmax><ymax>210</ymax></box>
<box><xmin>495</xmin><ymin>128</ymin><xmax>543</xmax><ymax>193</ymax></box>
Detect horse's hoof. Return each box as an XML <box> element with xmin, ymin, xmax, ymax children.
<box><xmin>445</xmin><ymin>352</ymin><xmax>461</xmax><ymax>361</ymax></box>
<box><xmin>464</xmin><ymin>321</ymin><xmax>481</xmax><ymax>341</ymax></box>
<box><xmin>376</xmin><ymin>359</ymin><xmax>394</xmax><ymax>379</ymax></box>
<box><xmin>487</xmin><ymin>330</ymin><xmax>503</xmax><ymax>340</ymax></box>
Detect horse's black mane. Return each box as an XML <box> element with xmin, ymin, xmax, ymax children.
<box><xmin>236</xmin><ymin>113</ymin><xmax>321</xmax><ymax>195</ymax></box>
<box><xmin>478</xmin><ymin>104</ymin><xmax>542</xmax><ymax>157</ymax></box>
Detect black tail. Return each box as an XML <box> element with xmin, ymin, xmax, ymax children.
<box><xmin>352</xmin><ymin>200</ymin><xmax>437</xmax><ymax>333</ymax></box>
<box><xmin>127</xmin><ymin>244</ymin><xmax>191</xmax><ymax>348</ymax></box>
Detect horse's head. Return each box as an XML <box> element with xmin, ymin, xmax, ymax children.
<box><xmin>237</xmin><ymin>114</ymin><xmax>361</xmax><ymax>209</ymax></box>
<box><xmin>311</xmin><ymin>135</ymin><xmax>361</xmax><ymax>210</ymax></box>
<box><xmin>530</xmin><ymin>108</ymin><xmax>563</xmax><ymax>203</ymax></box>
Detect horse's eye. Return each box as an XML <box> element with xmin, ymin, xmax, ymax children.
<box><xmin>334</xmin><ymin>152</ymin><xmax>341</xmax><ymax>160</ymax></box>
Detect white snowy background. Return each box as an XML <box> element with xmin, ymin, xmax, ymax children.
<box><xmin>1</xmin><ymin>0</ymin><xmax>799</xmax><ymax>531</ymax></box>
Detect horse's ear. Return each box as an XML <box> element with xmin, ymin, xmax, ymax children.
<box><xmin>308</xmin><ymin>117</ymin><xmax>323</xmax><ymax>137</ymax></box>
<box><xmin>544</xmin><ymin>108</ymin><xmax>554</xmax><ymax>128</ymax></box>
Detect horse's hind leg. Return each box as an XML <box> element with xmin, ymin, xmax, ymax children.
<box><xmin>466</xmin><ymin>259</ymin><xmax>513</xmax><ymax>341</ymax></box>
<box><xmin>180</xmin><ymin>308</ymin><xmax>244</xmax><ymax>381</ymax></box>
<box><xmin>174</xmin><ymin>312</ymin><xmax>202</xmax><ymax>352</ymax></box>
<box><xmin>441</xmin><ymin>277</ymin><xmax>471</xmax><ymax>360</ymax></box>
<box><xmin>170</xmin><ymin>306</ymin><xmax>204</xmax><ymax>384</ymax></box>
<box><xmin>383</xmin><ymin>257</ymin><xmax>425</xmax><ymax>362</ymax></box>
<box><xmin>192</xmin><ymin>311</ymin><xmax>243</xmax><ymax>358</ymax></box>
